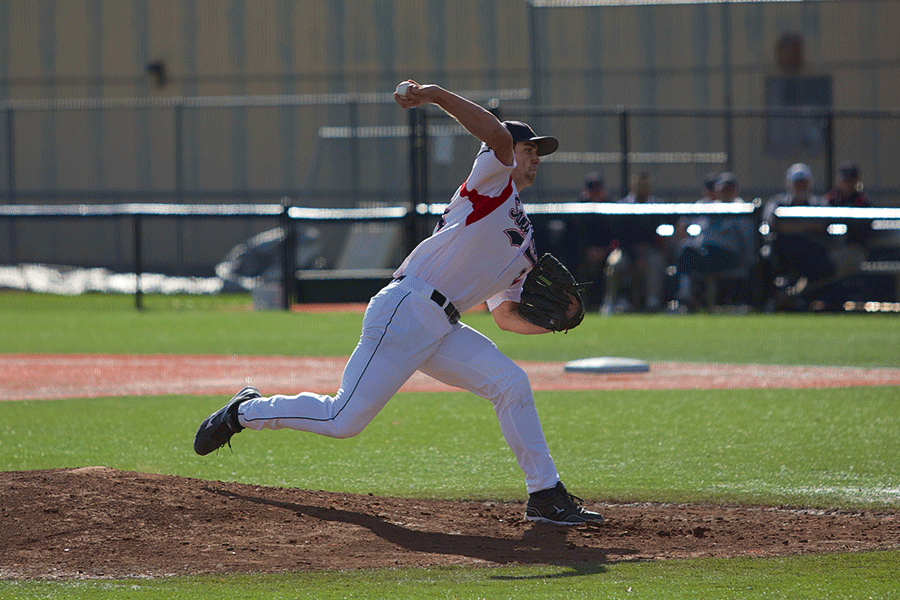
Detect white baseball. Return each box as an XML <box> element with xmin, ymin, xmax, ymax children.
<box><xmin>395</xmin><ymin>82</ymin><xmax>413</xmax><ymax>98</ymax></box>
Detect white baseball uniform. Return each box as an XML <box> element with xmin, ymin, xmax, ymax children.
<box><xmin>237</xmin><ymin>143</ymin><xmax>560</xmax><ymax>494</ymax></box>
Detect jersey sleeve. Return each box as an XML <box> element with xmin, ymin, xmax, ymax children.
<box><xmin>464</xmin><ymin>144</ymin><xmax>515</xmax><ymax>198</ymax></box>
<box><xmin>485</xmin><ymin>278</ymin><xmax>525</xmax><ymax>312</ymax></box>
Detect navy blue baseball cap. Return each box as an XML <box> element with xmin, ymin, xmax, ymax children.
<box><xmin>503</xmin><ymin>121</ymin><xmax>559</xmax><ymax>156</ymax></box>
<box><xmin>838</xmin><ymin>161</ymin><xmax>860</xmax><ymax>180</ymax></box>
<box><xmin>716</xmin><ymin>171</ymin><xmax>737</xmax><ymax>189</ymax></box>
<box><xmin>584</xmin><ymin>171</ymin><xmax>604</xmax><ymax>191</ymax></box>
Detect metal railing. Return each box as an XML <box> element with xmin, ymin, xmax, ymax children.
<box><xmin>0</xmin><ymin>201</ymin><xmax>412</xmax><ymax>310</ymax></box>
<box><xmin>4</xmin><ymin>201</ymin><xmax>899</xmax><ymax>311</ymax></box>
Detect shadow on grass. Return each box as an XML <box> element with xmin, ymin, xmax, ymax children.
<box><xmin>205</xmin><ymin>487</ymin><xmax>633</xmax><ymax>577</ymax></box>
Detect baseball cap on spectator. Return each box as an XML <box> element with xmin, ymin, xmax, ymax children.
<box><xmin>703</xmin><ymin>171</ymin><xmax>719</xmax><ymax>192</ymax></box>
<box><xmin>503</xmin><ymin>121</ymin><xmax>559</xmax><ymax>156</ymax></box>
<box><xmin>584</xmin><ymin>171</ymin><xmax>604</xmax><ymax>191</ymax></box>
<box><xmin>715</xmin><ymin>171</ymin><xmax>737</xmax><ymax>190</ymax></box>
<box><xmin>786</xmin><ymin>163</ymin><xmax>813</xmax><ymax>182</ymax></box>
<box><xmin>838</xmin><ymin>161</ymin><xmax>860</xmax><ymax>180</ymax></box>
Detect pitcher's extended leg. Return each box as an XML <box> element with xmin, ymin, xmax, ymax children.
<box><xmin>239</xmin><ymin>287</ymin><xmax>444</xmax><ymax>438</ymax></box>
<box><xmin>418</xmin><ymin>323</ymin><xmax>559</xmax><ymax>494</ymax></box>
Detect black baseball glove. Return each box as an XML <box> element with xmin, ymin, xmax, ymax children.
<box><xmin>517</xmin><ymin>253</ymin><xmax>586</xmax><ymax>332</ymax></box>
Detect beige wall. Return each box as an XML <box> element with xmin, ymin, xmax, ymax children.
<box><xmin>1</xmin><ymin>0</ymin><xmax>897</xmax><ymax>270</ymax></box>
<box><xmin>5</xmin><ymin>1</ymin><xmax>893</xmax><ymax>106</ymax></box>
<box><xmin>3</xmin><ymin>0</ymin><xmax>897</xmax><ymax>189</ymax></box>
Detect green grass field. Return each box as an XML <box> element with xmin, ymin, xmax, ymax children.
<box><xmin>1</xmin><ymin>292</ymin><xmax>898</xmax><ymax>599</ymax></box>
<box><xmin>3</xmin><ymin>552</ymin><xmax>898</xmax><ymax>600</ymax></box>
<box><xmin>2</xmin><ymin>291</ymin><xmax>899</xmax><ymax>366</ymax></box>
<box><xmin>3</xmin><ymin>387</ymin><xmax>898</xmax><ymax>509</ymax></box>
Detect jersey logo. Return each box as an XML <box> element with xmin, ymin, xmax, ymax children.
<box><xmin>504</xmin><ymin>229</ymin><xmax>537</xmax><ymax>264</ymax></box>
<box><xmin>507</xmin><ymin>201</ymin><xmax>537</xmax><ymax>262</ymax></box>
<box><xmin>509</xmin><ymin>201</ymin><xmax>532</xmax><ymax>236</ymax></box>
<box><xmin>435</xmin><ymin>206</ymin><xmax>451</xmax><ymax>231</ymax></box>
<box><xmin>505</xmin><ymin>229</ymin><xmax>526</xmax><ymax>247</ymax></box>
<box><xmin>462</xmin><ymin>177</ymin><xmax>514</xmax><ymax>225</ymax></box>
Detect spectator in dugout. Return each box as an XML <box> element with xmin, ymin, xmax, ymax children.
<box><xmin>824</xmin><ymin>161</ymin><xmax>869</xmax><ymax>209</ymax></box>
<box><xmin>672</xmin><ymin>172</ymin><xmax>754</xmax><ymax>311</ymax></box>
<box><xmin>538</xmin><ymin>171</ymin><xmax>612</xmax><ymax>311</ymax></box>
<box><xmin>698</xmin><ymin>171</ymin><xmax>720</xmax><ymax>204</ymax></box>
<box><xmin>601</xmin><ymin>171</ymin><xmax>667</xmax><ymax>314</ymax></box>
<box><xmin>543</xmin><ymin>171</ymin><xmax>609</xmax><ymax>268</ymax></box>
<box><xmin>823</xmin><ymin>161</ymin><xmax>872</xmax><ymax>280</ymax></box>
<box><xmin>672</xmin><ymin>171</ymin><xmax>721</xmax><ymax>258</ymax></box>
<box><xmin>761</xmin><ymin>163</ymin><xmax>834</xmax><ymax>304</ymax></box>
<box><xmin>575</xmin><ymin>172</ymin><xmax>614</xmax><ymax>310</ymax></box>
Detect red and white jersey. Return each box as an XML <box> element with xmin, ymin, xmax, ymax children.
<box><xmin>393</xmin><ymin>143</ymin><xmax>538</xmax><ymax>313</ymax></box>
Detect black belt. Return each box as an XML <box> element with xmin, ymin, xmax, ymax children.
<box><xmin>429</xmin><ymin>289</ymin><xmax>461</xmax><ymax>325</ymax></box>
<box><xmin>396</xmin><ymin>276</ymin><xmax>460</xmax><ymax>325</ymax></box>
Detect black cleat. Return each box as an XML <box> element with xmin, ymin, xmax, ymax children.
<box><xmin>525</xmin><ymin>481</ymin><xmax>605</xmax><ymax>525</ymax></box>
<box><xmin>193</xmin><ymin>386</ymin><xmax>260</xmax><ymax>455</ymax></box>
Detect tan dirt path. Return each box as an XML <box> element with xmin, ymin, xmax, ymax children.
<box><xmin>2</xmin><ymin>354</ymin><xmax>899</xmax><ymax>401</ymax></box>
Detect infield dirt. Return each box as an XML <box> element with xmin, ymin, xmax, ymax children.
<box><xmin>3</xmin><ymin>467</ymin><xmax>899</xmax><ymax>580</ymax></box>
<box><xmin>1</xmin><ymin>355</ymin><xmax>899</xmax><ymax>579</ymax></box>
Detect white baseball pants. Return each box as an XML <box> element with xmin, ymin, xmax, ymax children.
<box><xmin>237</xmin><ymin>276</ymin><xmax>560</xmax><ymax>494</ymax></box>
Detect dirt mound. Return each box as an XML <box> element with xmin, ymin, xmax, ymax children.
<box><xmin>2</xmin><ymin>468</ymin><xmax>897</xmax><ymax>580</ymax></box>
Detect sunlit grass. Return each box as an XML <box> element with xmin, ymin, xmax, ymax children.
<box><xmin>1</xmin><ymin>551</ymin><xmax>898</xmax><ymax>600</ymax></box>
<box><xmin>2</xmin><ymin>386</ymin><xmax>897</xmax><ymax>510</ymax></box>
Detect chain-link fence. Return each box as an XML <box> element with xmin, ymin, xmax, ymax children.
<box><xmin>2</xmin><ymin>96</ymin><xmax>899</xmax><ymax>280</ymax></box>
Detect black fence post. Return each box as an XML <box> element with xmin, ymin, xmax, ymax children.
<box><xmin>349</xmin><ymin>100</ymin><xmax>360</xmax><ymax>205</ymax></box>
<box><xmin>133</xmin><ymin>213</ymin><xmax>144</xmax><ymax>310</ymax></box>
<box><xmin>407</xmin><ymin>107</ymin><xmax>428</xmax><ymax>255</ymax></box>
<box><xmin>417</xmin><ymin>109</ymin><xmax>429</xmax><ymax>241</ymax></box>
<box><xmin>619</xmin><ymin>107</ymin><xmax>630</xmax><ymax>198</ymax></box>
<box><xmin>724</xmin><ymin>111</ymin><xmax>735</xmax><ymax>174</ymax></box>
<box><xmin>281</xmin><ymin>198</ymin><xmax>295</xmax><ymax>310</ymax></box>
<box><xmin>4</xmin><ymin>108</ymin><xmax>13</xmax><ymax>204</ymax></box>
<box><xmin>824</xmin><ymin>110</ymin><xmax>835</xmax><ymax>192</ymax></box>
<box><xmin>174</xmin><ymin>102</ymin><xmax>184</xmax><ymax>204</ymax></box>
<box><xmin>6</xmin><ymin>108</ymin><xmax>17</xmax><ymax>264</ymax></box>
<box><xmin>750</xmin><ymin>199</ymin><xmax>765</xmax><ymax>312</ymax></box>
<box><xmin>528</xmin><ymin>2</ymin><xmax>541</xmax><ymax>110</ymax></box>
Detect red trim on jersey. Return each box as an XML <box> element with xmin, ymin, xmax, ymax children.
<box><xmin>462</xmin><ymin>177</ymin><xmax>514</xmax><ymax>225</ymax></box>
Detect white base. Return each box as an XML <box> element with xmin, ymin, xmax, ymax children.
<box><xmin>564</xmin><ymin>357</ymin><xmax>650</xmax><ymax>374</ymax></box>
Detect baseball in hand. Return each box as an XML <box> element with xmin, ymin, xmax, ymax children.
<box><xmin>395</xmin><ymin>81</ymin><xmax>413</xmax><ymax>98</ymax></box>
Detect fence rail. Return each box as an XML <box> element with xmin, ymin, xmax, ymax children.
<box><xmin>3</xmin><ymin>202</ymin><xmax>899</xmax><ymax>312</ymax></box>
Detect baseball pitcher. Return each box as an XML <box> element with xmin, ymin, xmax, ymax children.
<box><xmin>194</xmin><ymin>81</ymin><xmax>602</xmax><ymax>525</ymax></box>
